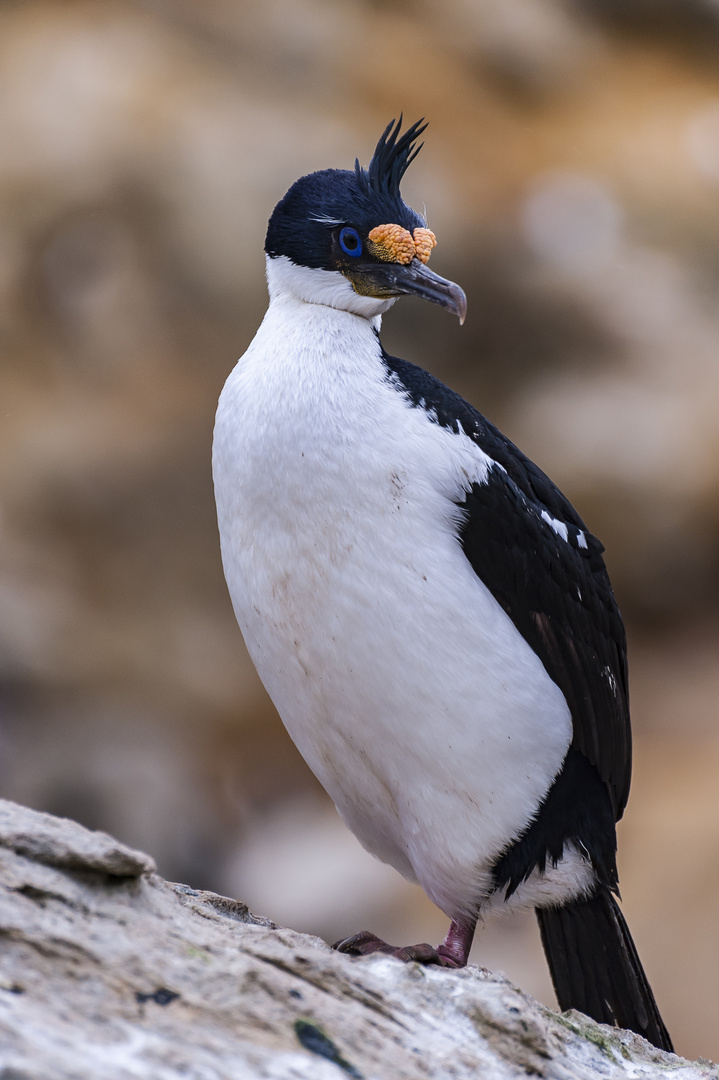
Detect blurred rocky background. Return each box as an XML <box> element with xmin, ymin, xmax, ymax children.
<box><xmin>0</xmin><ymin>0</ymin><xmax>718</xmax><ymax>1060</ymax></box>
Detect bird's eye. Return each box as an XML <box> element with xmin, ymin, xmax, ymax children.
<box><xmin>339</xmin><ymin>227</ymin><xmax>362</xmax><ymax>257</ymax></box>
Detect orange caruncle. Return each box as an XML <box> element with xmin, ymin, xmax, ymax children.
<box><xmin>368</xmin><ymin>223</ymin><xmax>419</xmax><ymax>264</ymax></box>
<box><xmin>412</xmin><ymin>227</ymin><xmax>437</xmax><ymax>264</ymax></box>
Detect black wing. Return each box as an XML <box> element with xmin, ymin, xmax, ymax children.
<box><xmin>382</xmin><ymin>349</ymin><xmax>631</xmax><ymax>891</ymax></box>
<box><xmin>457</xmin><ymin>460</ymin><xmax>630</xmax><ymax>819</ymax></box>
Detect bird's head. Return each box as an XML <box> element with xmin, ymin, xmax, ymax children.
<box><xmin>264</xmin><ymin>118</ymin><xmax>466</xmax><ymax>324</ymax></box>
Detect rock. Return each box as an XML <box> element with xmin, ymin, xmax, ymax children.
<box><xmin>0</xmin><ymin>799</ymin><xmax>156</xmax><ymax>877</ymax></box>
<box><xmin>0</xmin><ymin>799</ymin><xmax>712</xmax><ymax>1079</ymax></box>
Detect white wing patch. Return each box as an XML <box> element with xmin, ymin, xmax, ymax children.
<box><xmin>541</xmin><ymin>510</ymin><xmax>569</xmax><ymax>542</ymax></box>
<box><xmin>540</xmin><ymin>510</ymin><xmax>589</xmax><ymax>551</ymax></box>
<box><xmin>602</xmin><ymin>665</ymin><xmax>618</xmax><ymax>697</ymax></box>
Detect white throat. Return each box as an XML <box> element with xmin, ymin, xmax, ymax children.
<box><xmin>265</xmin><ymin>254</ymin><xmax>396</xmax><ymax>323</ymax></box>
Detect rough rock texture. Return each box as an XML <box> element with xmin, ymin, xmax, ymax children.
<box><xmin>0</xmin><ymin>799</ymin><xmax>713</xmax><ymax>1079</ymax></box>
<box><xmin>0</xmin><ymin>800</ymin><xmax>156</xmax><ymax>878</ymax></box>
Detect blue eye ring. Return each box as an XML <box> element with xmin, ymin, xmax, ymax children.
<box><xmin>339</xmin><ymin>227</ymin><xmax>362</xmax><ymax>257</ymax></box>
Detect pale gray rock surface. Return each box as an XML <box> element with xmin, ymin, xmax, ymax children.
<box><xmin>0</xmin><ymin>798</ymin><xmax>713</xmax><ymax>1080</ymax></box>
<box><xmin>0</xmin><ymin>799</ymin><xmax>156</xmax><ymax>877</ymax></box>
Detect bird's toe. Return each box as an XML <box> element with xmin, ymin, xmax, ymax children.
<box><xmin>333</xmin><ymin>931</ymin><xmax>447</xmax><ymax>965</ymax></box>
<box><xmin>333</xmin><ymin>930</ymin><xmax>392</xmax><ymax>956</ymax></box>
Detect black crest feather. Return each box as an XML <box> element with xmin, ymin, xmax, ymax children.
<box><xmin>356</xmin><ymin>116</ymin><xmax>428</xmax><ymax>198</ymax></box>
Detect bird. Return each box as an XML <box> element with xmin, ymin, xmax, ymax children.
<box><xmin>212</xmin><ymin>117</ymin><xmax>673</xmax><ymax>1052</ymax></box>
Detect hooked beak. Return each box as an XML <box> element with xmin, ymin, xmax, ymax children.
<box><xmin>344</xmin><ymin>259</ymin><xmax>467</xmax><ymax>324</ymax></box>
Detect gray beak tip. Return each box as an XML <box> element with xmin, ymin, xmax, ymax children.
<box><xmin>452</xmin><ymin>285</ymin><xmax>468</xmax><ymax>326</ymax></box>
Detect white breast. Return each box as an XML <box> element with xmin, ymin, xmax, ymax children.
<box><xmin>213</xmin><ymin>292</ymin><xmax>572</xmax><ymax>920</ymax></box>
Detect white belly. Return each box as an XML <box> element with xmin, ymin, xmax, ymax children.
<box><xmin>213</xmin><ymin>298</ymin><xmax>572</xmax><ymax>919</ymax></box>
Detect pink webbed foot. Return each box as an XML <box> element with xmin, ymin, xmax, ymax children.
<box><xmin>333</xmin><ymin>918</ymin><xmax>476</xmax><ymax>969</ymax></box>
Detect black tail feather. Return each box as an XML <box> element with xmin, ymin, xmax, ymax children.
<box><xmin>536</xmin><ymin>887</ymin><xmax>673</xmax><ymax>1052</ymax></box>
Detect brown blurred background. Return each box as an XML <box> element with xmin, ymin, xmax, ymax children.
<box><xmin>1</xmin><ymin>0</ymin><xmax>719</xmax><ymax>1059</ymax></box>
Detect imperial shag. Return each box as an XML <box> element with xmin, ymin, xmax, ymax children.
<box><xmin>212</xmin><ymin>119</ymin><xmax>672</xmax><ymax>1051</ymax></box>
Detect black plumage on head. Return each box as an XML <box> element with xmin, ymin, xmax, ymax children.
<box><xmin>356</xmin><ymin>116</ymin><xmax>428</xmax><ymax>198</ymax></box>
<box><xmin>264</xmin><ymin>117</ymin><xmax>427</xmax><ymax>267</ymax></box>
